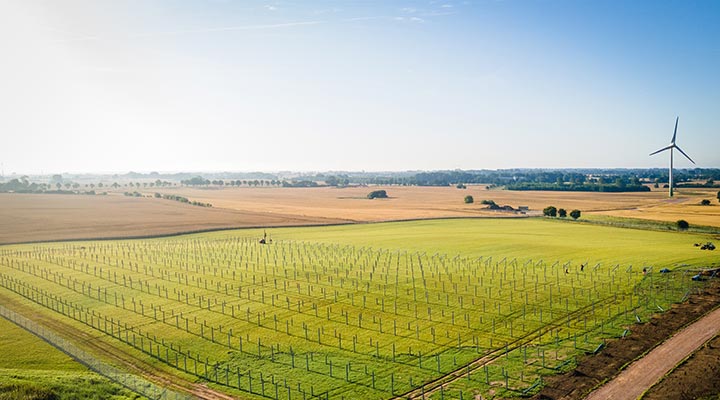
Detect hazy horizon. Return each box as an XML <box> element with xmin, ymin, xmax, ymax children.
<box><xmin>3</xmin><ymin>166</ymin><xmax>719</xmax><ymax>180</ymax></box>
<box><xmin>2</xmin><ymin>1</ymin><xmax>719</xmax><ymax>174</ymax></box>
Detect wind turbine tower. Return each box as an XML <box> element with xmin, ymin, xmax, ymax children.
<box><xmin>649</xmin><ymin>117</ymin><xmax>695</xmax><ymax>197</ymax></box>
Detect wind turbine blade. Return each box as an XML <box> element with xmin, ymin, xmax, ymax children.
<box><xmin>674</xmin><ymin>145</ymin><xmax>696</xmax><ymax>164</ymax></box>
<box><xmin>671</xmin><ymin>116</ymin><xmax>679</xmax><ymax>144</ymax></box>
<box><xmin>649</xmin><ymin>144</ymin><xmax>673</xmax><ymax>156</ymax></box>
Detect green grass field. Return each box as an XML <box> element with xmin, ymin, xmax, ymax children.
<box><xmin>0</xmin><ymin>218</ymin><xmax>716</xmax><ymax>399</ymax></box>
<box><xmin>0</xmin><ymin>317</ymin><xmax>140</xmax><ymax>400</ymax></box>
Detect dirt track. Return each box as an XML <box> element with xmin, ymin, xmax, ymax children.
<box><xmin>0</xmin><ymin>291</ymin><xmax>237</xmax><ymax>400</ymax></box>
<box><xmin>643</xmin><ymin>333</ymin><xmax>720</xmax><ymax>399</ymax></box>
<box><xmin>534</xmin><ymin>279</ymin><xmax>720</xmax><ymax>400</ymax></box>
<box><xmin>585</xmin><ymin>305</ymin><xmax>720</xmax><ymax>400</ymax></box>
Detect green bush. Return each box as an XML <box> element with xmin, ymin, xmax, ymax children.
<box><xmin>464</xmin><ymin>195</ymin><xmax>474</xmax><ymax>204</ymax></box>
<box><xmin>367</xmin><ymin>190</ymin><xmax>388</xmax><ymax>199</ymax></box>
<box><xmin>543</xmin><ymin>206</ymin><xmax>557</xmax><ymax>217</ymax></box>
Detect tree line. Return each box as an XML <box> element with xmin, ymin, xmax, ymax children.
<box><xmin>543</xmin><ymin>206</ymin><xmax>581</xmax><ymax>220</ymax></box>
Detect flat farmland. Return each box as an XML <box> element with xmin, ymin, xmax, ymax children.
<box><xmin>0</xmin><ymin>193</ymin><xmax>346</xmax><ymax>245</ymax></box>
<box><xmin>148</xmin><ymin>185</ymin><xmax>720</xmax><ymax>226</ymax></box>
<box><xmin>146</xmin><ymin>185</ymin><xmax>511</xmax><ymax>222</ymax></box>
<box><xmin>3</xmin><ymin>185</ymin><xmax>718</xmax><ymax>246</ymax></box>
<box><xmin>0</xmin><ymin>312</ymin><xmax>138</xmax><ymax>399</ymax></box>
<box><xmin>591</xmin><ymin>188</ymin><xmax>720</xmax><ymax>227</ymax></box>
<box><xmin>1</xmin><ymin>219</ymin><xmax>716</xmax><ymax>399</ymax></box>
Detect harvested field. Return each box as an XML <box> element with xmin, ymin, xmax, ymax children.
<box><xmin>146</xmin><ymin>185</ymin><xmax>528</xmax><ymax>222</ymax></box>
<box><xmin>146</xmin><ymin>185</ymin><xmax>720</xmax><ymax>222</ymax></box>
<box><xmin>146</xmin><ymin>185</ymin><xmax>720</xmax><ymax>227</ymax></box>
<box><xmin>0</xmin><ymin>193</ymin><xmax>346</xmax><ymax>245</ymax></box>
<box><xmin>592</xmin><ymin>188</ymin><xmax>720</xmax><ymax>228</ymax></box>
<box><xmin>3</xmin><ymin>186</ymin><xmax>719</xmax><ymax>245</ymax></box>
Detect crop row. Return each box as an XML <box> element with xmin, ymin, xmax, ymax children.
<box><xmin>0</xmin><ymin>237</ymin><xmax>698</xmax><ymax>399</ymax></box>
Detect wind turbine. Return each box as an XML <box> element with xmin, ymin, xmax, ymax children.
<box><xmin>649</xmin><ymin>117</ymin><xmax>695</xmax><ymax>197</ymax></box>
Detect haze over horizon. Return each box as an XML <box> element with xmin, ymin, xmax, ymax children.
<box><xmin>1</xmin><ymin>1</ymin><xmax>719</xmax><ymax>175</ymax></box>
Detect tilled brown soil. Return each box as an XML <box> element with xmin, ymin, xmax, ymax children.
<box><xmin>533</xmin><ymin>278</ymin><xmax>720</xmax><ymax>400</ymax></box>
<box><xmin>643</xmin><ymin>333</ymin><xmax>720</xmax><ymax>400</ymax></box>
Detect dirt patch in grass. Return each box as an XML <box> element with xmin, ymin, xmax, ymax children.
<box><xmin>532</xmin><ymin>278</ymin><xmax>720</xmax><ymax>400</ymax></box>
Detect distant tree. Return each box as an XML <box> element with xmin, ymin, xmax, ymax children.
<box><xmin>456</xmin><ymin>183</ymin><xmax>467</xmax><ymax>189</ymax></box>
<box><xmin>182</xmin><ymin>176</ymin><xmax>209</xmax><ymax>186</ymax></box>
<box><xmin>51</xmin><ymin>174</ymin><xmax>63</xmax><ymax>183</ymax></box>
<box><xmin>570</xmin><ymin>209</ymin><xmax>581</xmax><ymax>220</ymax></box>
<box><xmin>72</xmin><ymin>183</ymin><xmax>80</xmax><ymax>189</ymax></box>
<box><xmin>464</xmin><ymin>195</ymin><xmax>474</xmax><ymax>204</ymax></box>
<box><xmin>543</xmin><ymin>206</ymin><xmax>557</xmax><ymax>217</ymax></box>
<box><xmin>367</xmin><ymin>190</ymin><xmax>388</xmax><ymax>199</ymax></box>
<box><xmin>558</xmin><ymin>208</ymin><xmax>567</xmax><ymax>218</ymax></box>
<box><xmin>677</xmin><ymin>219</ymin><xmax>689</xmax><ymax>230</ymax></box>
<box><xmin>64</xmin><ymin>182</ymin><xmax>71</xmax><ymax>189</ymax></box>
<box><xmin>55</xmin><ymin>182</ymin><xmax>62</xmax><ymax>190</ymax></box>
<box><xmin>701</xmin><ymin>199</ymin><xmax>711</xmax><ymax>206</ymax></box>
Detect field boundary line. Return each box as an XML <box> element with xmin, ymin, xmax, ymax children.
<box><xmin>0</xmin><ymin>215</ymin><xmax>533</xmax><ymax>246</ymax></box>
<box><xmin>0</xmin><ymin>303</ymin><xmax>193</xmax><ymax>400</ymax></box>
<box><xmin>584</xmin><ymin>305</ymin><xmax>720</xmax><ymax>400</ymax></box>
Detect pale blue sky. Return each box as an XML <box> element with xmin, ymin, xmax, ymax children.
<box><xmin>1</xmin><ymin>1</ymin><xmax>718</xmax><ymax>174</ymax></box>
